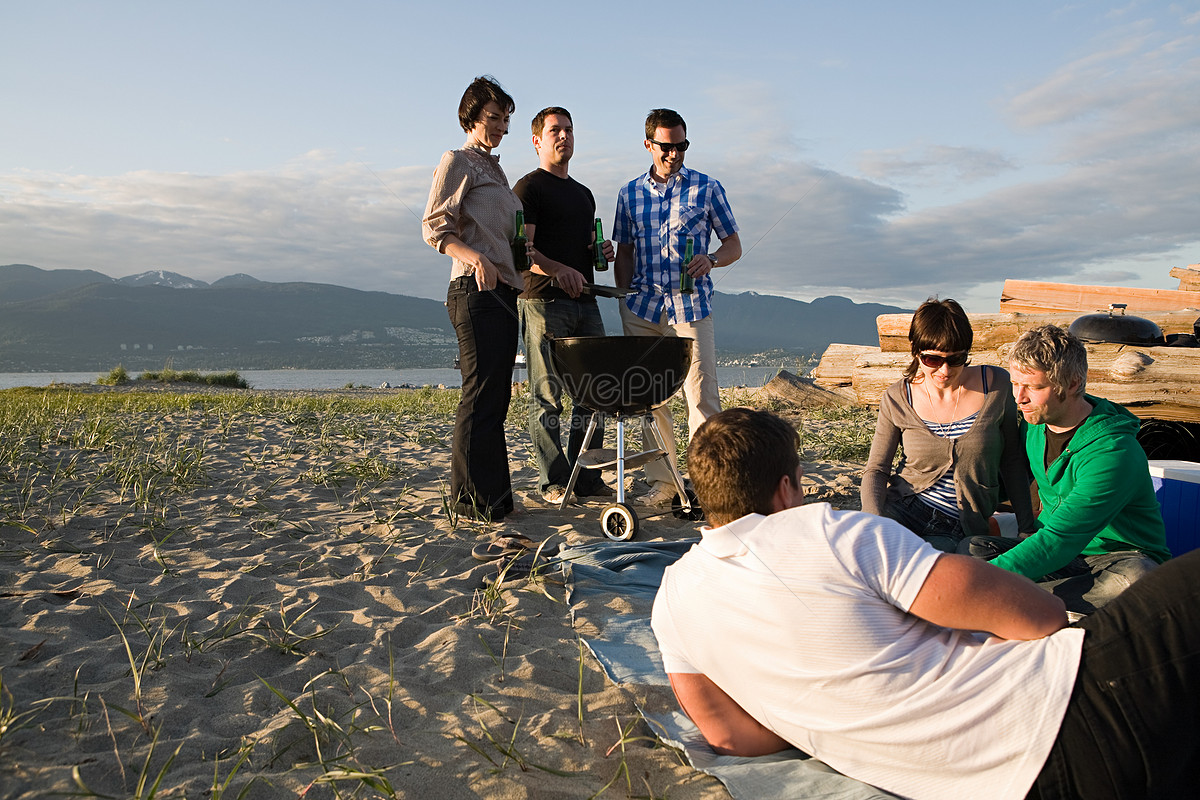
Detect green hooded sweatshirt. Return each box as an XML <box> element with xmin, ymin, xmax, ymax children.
<box><xmin>992</xmin><ymin>394</ymin><xmax>1170</xmax><ymax>580</ymax></box>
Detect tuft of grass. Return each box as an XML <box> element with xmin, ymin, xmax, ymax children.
<box><xmin>132</xmin><ymin>726</ymin><xmax>185</xmax><ymax>800</ymax></box>
<box><xmin>0</xmin><ymin>671</ymin><xmax>42</xmax><ymax>754</ymax></box>
<box><xmin>589</xmin><ymin>715</ymin><xmax>662</xmax><ymax>800</ymax></box>
<box><xmin>97</xmin><ymin>365</ymin><xmax>130</xmax><ymax>385</ymax></box>
<box><xmin>247</xmin><ymin>600</ymin><xmax>335</xmax><ymax>656</ymax></box>
<box><xmin>799</xmin><ymin>404</ymin><xmax>877</xmax><ymax>461</ymax></box>
<box><xmin>457</xmin><ymin>694</ymin><xmax>578</xmax><ymax>778</ymax></box>
<box><xmin>258</xmin><ymin>675</ymin><xmax>399</xmax><ymax>797</ymax></box>
<box><xmin>138</xmin><ymin>366</ymin><xmax>249</xmax><ymax>389</ymax></box>
<box><xmin>101</xmin><ymin>605</ymin><xmax>159</xmax><ymax>734</ymax></box>
<box><xmin>209</xmin><ymin>739</ymin><xmax>258</xmax><ymax>800</ymax></box>
<box><xmin>575</xmin><ymin>637</ymin><xmax>587</xmax><ymax>745</ymax></box>
<box><xmin>361</xmin><ymin>639</ymin><xmax>402</xmax><ymax>745</ymax></box>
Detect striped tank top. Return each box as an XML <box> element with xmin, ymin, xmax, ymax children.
<box><xmin>906</xmin><ymin>368</ymin><xmax>988</xmax><ymax>518</ymax></box>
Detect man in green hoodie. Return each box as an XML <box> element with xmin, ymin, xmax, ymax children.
<box><xmin>962</xmin><ymin>324</ymin><xmax>1170</xmax><ymax>614</ymax></box>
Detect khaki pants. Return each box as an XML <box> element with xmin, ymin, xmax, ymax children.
<box><xmin>619</xmin><ymin>304</ymin><xmax>720</xmax><ymax>490</ymax></box>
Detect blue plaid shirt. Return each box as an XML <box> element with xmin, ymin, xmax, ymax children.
<box><xmin>613</xmin><ymin>165</ymin><xmax>738</xmax><ymax>324</ymax></box>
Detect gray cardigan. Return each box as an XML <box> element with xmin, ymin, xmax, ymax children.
<box><xmin>861</xmin><ymin>366</ymin><xmax>1038</xmax><ymax>538</ymax></box>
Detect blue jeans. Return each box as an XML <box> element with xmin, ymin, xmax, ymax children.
<box><xmin>446</xmin><ymin>278</ymin><xmax>520</xmax><ymax>519</ymax></box>
<box><xmin>960</xmin><ymin>535</ymin><xmax>1160</xmax><ymax>615</ymax></box>
<box><xmin>882</xmin><ymin>493</ymin><xmax>965</xmax><ymax>553</ymax></box>
<box><xmin>1029</xmin><ymin>549</ymin><xmax>1200</xmax><ymax>799</ymax></box>
<box><xmin>519</xmin><ymin>298</ymin><xmax>607</xmax><ymax>494</ymax></box>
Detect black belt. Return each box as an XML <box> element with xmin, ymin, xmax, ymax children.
<box><xmin>451</xmin><ymin>276</ymin><xmax>520</xmax><ymax>295</ymax></box>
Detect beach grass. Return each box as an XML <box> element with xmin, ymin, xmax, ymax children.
<box><xmin>0</xmin><ymin>382</ymin><xmax>870</xmax><ymax>799</ymax></box>
<box><xmin>97</xmin><ymin>363</ymin><xmax>252</xmax><ymax>389</ymax></box>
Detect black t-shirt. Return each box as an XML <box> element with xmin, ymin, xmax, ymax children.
<box><xmin>512</xmin><ymin>168</ymin><xmax>598</xmax><ymax>301</ymax></box>
<box><xmin>1044</xmin><ymin>423</ymin><xmax>1082</xmax><ymax>471</ymax></box>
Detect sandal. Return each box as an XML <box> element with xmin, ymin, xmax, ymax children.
<box><xmin>470</xmin><ymin>534</ymin><xmax>535</xmax><ymax>562</ymax></box>
<box><xmin>492</xmin><ymin>551</ymin><xmax>557</xmax><ymax>581</ymax></box>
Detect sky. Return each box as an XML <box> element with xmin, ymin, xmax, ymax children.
<box><xmin>2</xmin><ymin>1</ymin><xmax>1198</xmax><ymax>314</ymax></box>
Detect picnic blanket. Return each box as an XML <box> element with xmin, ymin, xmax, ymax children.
<box><xmin>561</xmin><ymin>538</ymin><xmax>901</xmax><ymax>800</ymax></box>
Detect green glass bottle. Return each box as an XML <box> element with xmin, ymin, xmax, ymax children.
<box><xmin>680</xmin><ymin>236</ymin><xmax>695</xmax><ymax>294</ymax></box>
<box><xmin>593</xmin><ymin>218</ymin><xmax>608</xmax><ymax>272</ymax></box>
<box><xmin>512</xmin><ymin>210</ymin><xmax>531</xmax><ymax>271</ymax></box>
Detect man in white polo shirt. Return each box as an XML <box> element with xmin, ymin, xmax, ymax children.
<box><xmin>652</xmin><ymin>407</ymin><xmax>1200</xmax><ymax>799</ymax></box>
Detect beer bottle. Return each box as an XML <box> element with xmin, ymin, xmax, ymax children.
<box><xmin>593</xmin><ymin>218</ymin><xmax>608</xmax><ymax>272</ymax></box>
<box><xmin>512</xmin><ymin>210</ymin><xmax>531</xmax><ymax>271</ymax></box>
<box><xmin>680</xmin><ymin>236</ymin><xmax>695</xmax><ymax>294</ymax></box>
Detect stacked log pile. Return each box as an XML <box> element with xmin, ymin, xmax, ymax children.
<box><xmin>813</xmin><ymin>266</ymin><xmax>1200</xmax><ymax>422</ymax></box>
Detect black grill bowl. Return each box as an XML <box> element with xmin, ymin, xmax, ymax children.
<box><xmin>549</xmin><ymin>336</ymin><xmax>693</xmax><ymax>415</ymax></box>
<box><xmin>1068</xmin><ymin>310</ymin><xmax>1165</xmax><ymax>346</ymax></box>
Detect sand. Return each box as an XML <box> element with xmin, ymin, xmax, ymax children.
<box><xmin>0</xmin><ymin>385</ymin><xmax>864</xmax><ymax>799</ymax></box>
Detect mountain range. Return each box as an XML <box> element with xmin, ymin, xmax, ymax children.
<box><xmin>0</xmin><ymin>264</ymin><xmax>907</xmax><ymax>372</ymax></box>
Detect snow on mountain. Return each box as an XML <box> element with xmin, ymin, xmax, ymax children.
<box><xmin>117</xmin><ymin>270</ymin><xmax>209</xmax><ymax>289</ymax></box>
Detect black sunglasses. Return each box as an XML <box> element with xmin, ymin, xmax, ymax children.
<box><xmin>649</xmin><ymin>138</ymin><xmax>690</xmax><ymax>153</ymax></box>
<box><xmin>919</xmin><ymin>351</ymin><xmax>969</xmax><ymax>369</ymax></box>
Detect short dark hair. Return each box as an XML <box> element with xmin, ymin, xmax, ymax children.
<box><xmin>645</xmin><ymin>108</ymin><xmax>686</xmax><ymax>139</ymax></box>
<box><xmin>1010</xmin><ymin>324</ymin><xmax>1088</xmax><ymax>399</ymax></box>
<box><xmin>688</xmin><ymin>408</ymin><xmax>801</xmax><ymax>527</ymax></box>
<box><xmin>904</xmin><ymin>297</ymin><xmax>974</xmax><ymax>380</ymax></box>
<box><xmin>531</xmin><ymin>106</ymin><xmax>572</xmax><ymax>137</ymax></box>
<box><xmin>457</xmin><ymin>76</ymin><xmax>515</xmax><ymax>133</ymax></box>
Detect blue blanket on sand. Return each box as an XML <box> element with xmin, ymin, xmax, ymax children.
<box><xmin>560</xmin><ymin>539</ymin><xmax>901</xmax><ymax>800</ymax></box>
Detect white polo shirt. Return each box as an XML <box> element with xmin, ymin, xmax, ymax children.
<box><xmin>651</xmin><ymin>504</ymin><xmax>1085</xmax><ymax>800</ymax></box>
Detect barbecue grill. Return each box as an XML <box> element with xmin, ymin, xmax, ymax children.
<box><xmin>548</xmin><ymin>335</ymin><xmax>700</xmax><ymax>540</ymax></box>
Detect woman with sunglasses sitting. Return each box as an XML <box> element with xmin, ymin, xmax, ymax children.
<box><xmin>861</xmin><ymin>298</ymin><xmax>1037</xmax><ymax>552</ymax></box>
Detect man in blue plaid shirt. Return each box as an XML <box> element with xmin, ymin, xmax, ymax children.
<box><xmin>613</xmin><ymin>108</ymin><xmax>742</xmax><ymax>506</ymax></box>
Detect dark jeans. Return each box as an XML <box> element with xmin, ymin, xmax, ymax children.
<box><xmin>960</xmin><ymin>536</ymin><xmax>1160</xmax><ymax>615</ymax></box>
<box><xmin>518</xmin><ymin>297</ymin><xmax>607</xmax><ymax>494</ymax></box>
<box><xmin>883</xmin><ymin>493</ymin><xmax>965</xmax><ymax>553</ymax></box>
<box><xmin>446</xmin><ymin>277</ymin><xmax>519</xmax><ymax>519</ymax></box>
<box><xmin>1028</xmin><ymin>549</ymin><xmax>1200</xmax><ymax>799</ymax></box>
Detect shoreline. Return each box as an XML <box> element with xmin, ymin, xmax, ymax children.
<box><xmin>0</xmin><ymin>363</ymin><xmax>802</xmax><ymax>392</ymax></box>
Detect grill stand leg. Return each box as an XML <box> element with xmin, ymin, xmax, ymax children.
<box><xmin>646</xmin><ymin>411</ymin><xmax>693</xmax><ymax>513</ymax></box>
<box><xmin>615</xmin><ymin>414</ymin><xmax>627</xmax><ymax>504</ymax></box>
<box><xmin>559</xmin><ymin>412</ymin><xmax>603</xmax><ymax>511</ymax></box>
<box><xmin>561</xmin><ymin>409</ymin><xmax>693</xmax><ymax>516</ymax></box>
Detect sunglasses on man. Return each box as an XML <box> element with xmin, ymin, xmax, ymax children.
<box><xmin>919</xmin><ymin>351</ymin><xmax>970</xmax><ymax>369</ymax></box>
<box><xmin>648</xmin><ymin>139</ymin><xmax>690</xmax><ymax>154</ymax></box>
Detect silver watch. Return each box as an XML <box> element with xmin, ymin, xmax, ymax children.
<box><xmin>708</xmin><ymin>253</ymin><xmax>720</xmax><ymax>268</ymax></box>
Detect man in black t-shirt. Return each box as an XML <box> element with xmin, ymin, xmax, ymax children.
<box><xmin>514</xmin><ymin>107</ymin><xmax>615</xmax><ymax>504</ymax></box>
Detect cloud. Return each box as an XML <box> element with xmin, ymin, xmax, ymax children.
<box><xmin>0</xmin><ymin>155</ymin><xmax>454</xmax><ymax>299</ymax></box>
<box><xmin>3</xmin><ymin>23</ymin><xmax>1197</xmax><ymax>316</ymax></box>
<box><xmin>698</xmin><ymin>20</ymin><xmax>1200</xmax><ymax>307</ymax></box>
<box><xmin>1007</xmin><ymin>24</ymin><xmax>1200</xmax><ymax>164</ymax></box>
<box><xmin>857</xmin><ymin>146</ymin><xmax>1017</xmax><ymax>185</ymax></box>
<box><xmin>709</xmin><ymin>127</ymin><xmax>1198</xmax><ymax>305</ymax></box>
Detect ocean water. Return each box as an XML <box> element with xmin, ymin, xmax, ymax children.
<box><xmin>0</xmin><ymin>365</ymin><xmax>790</xmax><ymax>391</ymax></box>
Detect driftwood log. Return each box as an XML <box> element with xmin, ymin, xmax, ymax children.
<box><xmin>813</xmin><ymin>343</ymin><xmax>1200</xmax><ymax>421</ymax></box>
<box><xmin>1171</xmin><ymin>265</ymin><xmax>1200</xmax><ymax>292</ymax></box>
<box><xmin>999</xmin><ymin>279</ymin><xmax>1200</xmax><ymax>316</ymax></box>
<box><xmin>875</xmin><ymin>311</ymin><xmax>1200</xmax><ymax>352</ymax></box>
<box><xmin>811</xmin><ymin>344</ymin><xmax>878</xmax><ymax>394</ymax></box>
<box><xmin>814</xmin><ymin>272</ymin><xmax>1200</xmax><ymax>423</ymax></box>
<box><xmin>762</xmin><ymin>369</ymin><xmax>854</xmax><ymax>408</ymax></box>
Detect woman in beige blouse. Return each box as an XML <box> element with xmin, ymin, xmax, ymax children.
<box><xmin>422</xmin><ymin>76</ymin><xmax>525</xmax><ymax>521</ymax></box>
